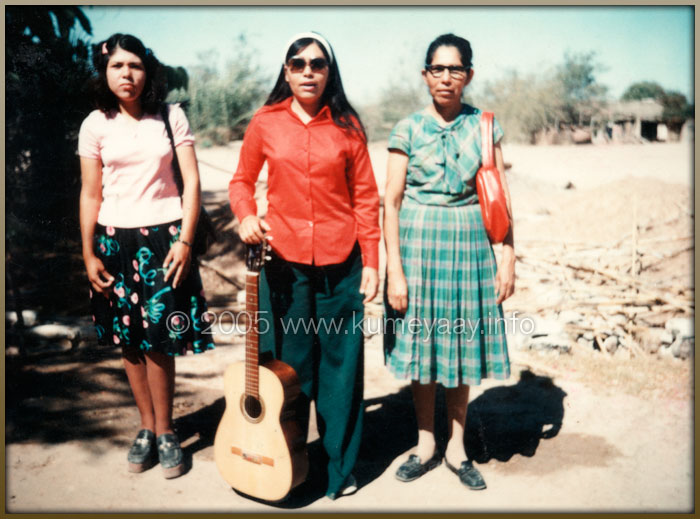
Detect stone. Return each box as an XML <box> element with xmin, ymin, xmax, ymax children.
<box><xmin>671</xmin><ymin>337</ymin><xmax>694</xmax><ymax>360</ymax></box>
<box><xmin>637</xmin><ymin>327</ymin><xmax>667</xmax><ymax>354</ymax></box>
<box><xmin>27</xmin><ymin>323</ymin><xmax>80</xmax><ymax>342</ymax></box>
<box><xmin>603</xmin><ymin>335</ymin><xmax>619</xmax><ymax>355</ymax></box>
<box><xmin>5</xmin><ymin>310</ymin><xmax>38</xmax><ymax>327</ymax></box>
<box><xmin>583</xmin><ymin>331</ymin><xmax>595</xmax><ymax>341</ymax></box>
<box><xmin>665</xmin><ymin>317</ymin><xmax>694</xmax><ymax>340</ymax></box>
<box><xmin>527</xmin><ymin>334</ymin><xmax>572</xmax><ymax>353</ymax></box>
<box><xmin>530</xmin><ymin>316</ymin><xmax>565</xmax><ymax>338</ymax></box>
<box><xmin>558</xmin><ymin>310</ymin><xmax>583</xmax><ymax>324</ymax></box>
<box><xmin>657</xmin><ymin>342</ymin><xmax>675</xmax><ymax>360</ymax></box>
<box><xmin>610</xmin><ymin>314</ymin><xmax>628</xmax><ymax>327</ymax></box>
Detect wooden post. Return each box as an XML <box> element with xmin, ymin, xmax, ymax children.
<box><xmin>632</xmin><ymin>193</ymin><xmax>638</xmax><ymax>278</ymax></box>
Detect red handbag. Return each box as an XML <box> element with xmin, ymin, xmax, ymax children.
<box><xmin>475</xmin><ymin>112</ymin><xmax>510</xmax><ymax>244</ymax></box>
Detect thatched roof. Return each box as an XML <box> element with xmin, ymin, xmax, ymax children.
<box><xmin>607</xmin><ymin>98</ymin><xmax>664</xmax><ymax>122</ymax></box>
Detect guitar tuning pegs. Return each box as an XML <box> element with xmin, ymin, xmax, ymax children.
<box><xmin>264</xmin><ymin>255</ymin><xmax>272</xmax><ymax>261</ymax></box>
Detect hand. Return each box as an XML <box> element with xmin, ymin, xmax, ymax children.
<box><xmin>239</xmin><ymin>215</ymin><xmax>271</xmax><ymax>244</ymax></box>
<box><xmin>84</xmin><ymin>254</ymin><xmax>114</xmax><ymax>297</ymax></box>
<box><xmin>495</xmin><ymin>247</ymin><xmax>515</xmax><ymax>305</ymax></box>
<box><xmin>163</xmin><ymin>241</ymin><xmax>192</xmax><ymax>289</ymax></box>
<box><xmin>359</xmin><ymin>267</ymin><xmax>378</xmax><ymax>304</ymax></box>
<box><xmin>386</xmin><ymin>269</ymin><xmax>408</xmax><ymax>313</ymax></box>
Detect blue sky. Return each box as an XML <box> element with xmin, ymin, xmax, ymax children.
<box><xmin>82</xmin><ymin>5</ymin><xmax>694</xmax><ymax>106</ymax></box>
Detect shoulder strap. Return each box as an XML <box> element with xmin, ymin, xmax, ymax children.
<box><xmin>160</xmin><ymin>104</ymin><xmax>184</xmax><ymax>196</ymax></box>
<box><xmin>480</xmin><ymin>111</ymin><xmax>494</xmax><ymax>169</ymax></box>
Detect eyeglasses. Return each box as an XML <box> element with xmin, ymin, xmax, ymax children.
<box><xmin>425</xmin><ymin>65</ymin><xmax>469</xmax><ymax>79</ymax></box>
<box><xmin>286</xmin><ymin>56</ymin><xmax>329</xmax><ymax>74</ymax></box>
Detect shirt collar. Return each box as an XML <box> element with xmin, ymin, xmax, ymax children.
<box><xmin>283</xmin><ymin>96</ymin><xmax>332</xmax><ymax>124</ymax></box>
<box><xmin>422</xmin><ymin>104</ymin><xmax>473</xmax><ymax>133</ymax></box>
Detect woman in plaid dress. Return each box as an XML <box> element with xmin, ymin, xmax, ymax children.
<box><xmin>384</xmin><ymin>33</ymin><xmax>515</xmax><ymax>490</ymax></box>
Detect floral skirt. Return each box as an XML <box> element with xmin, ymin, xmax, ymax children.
<box><xmin>90</xmin><ymin>220</ymin><xmax>215</xmax><ymax>356</ymax></box>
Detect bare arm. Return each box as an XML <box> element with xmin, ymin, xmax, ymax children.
<box><xmin>80</xmin><ymin>157</ymin><xmax>114</xmax><ymax>295</ymax></box>
<box><xmin>163</xmin><ymin>145</ymin><xmax>200</xmax><ymax>289</ymax></box>
<box><xmin>494</xmin><ymin>142</ymin><xmax>515</xmax><ymax>304</ymax></box>
<box><xmin>383</xmin><ymin>150</ymin><xmax>409</xmax><ymax>312</ymax></box>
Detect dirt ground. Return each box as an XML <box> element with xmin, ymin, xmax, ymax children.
<box><xmin>5</xmin><ymin>140</ymin><xmax>694</xmax><ymax>513</ymax></box>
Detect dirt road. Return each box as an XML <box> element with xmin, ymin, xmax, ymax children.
<box><xmin>6</xmin><ymin>141</ymin><xmax>694</xmax><ymax>513</ymax></box>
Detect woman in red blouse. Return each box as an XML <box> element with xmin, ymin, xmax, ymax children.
<box><xmin>229</xmin><ymin>32</ymin><xmax>380</xmax><ymax>500</ymax></box>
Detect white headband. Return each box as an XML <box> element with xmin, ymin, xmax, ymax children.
<box><xmin>283</xmin><ymin>31</ymin><xmax>334</xmax><ymax>64</ymax></box>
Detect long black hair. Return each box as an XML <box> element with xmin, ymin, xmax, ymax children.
<box><xmin>90</xmin><ymin>33</ymin><xmax>167</xmax><ymax>115</ymax></box>
<box><xmin>265</xmin><ymin>36</ymin><xmax>366</xmax><ymax>141</ymax></box>
<box><xmin>425</xmin><ymin>33</ymin><xmax>473</xmax><ymax>69</ymax></box>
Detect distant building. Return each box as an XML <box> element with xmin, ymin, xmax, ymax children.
<box><xmin>604</xmin><ymin>98</ymin><xmax>665</xmax><ymax>142</ymax></box>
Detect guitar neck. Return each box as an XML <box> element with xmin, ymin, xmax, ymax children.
<box><xmin>245</xmin><ymin>272</ymin><xmax>260</xmax><ymax>399</ymax></box>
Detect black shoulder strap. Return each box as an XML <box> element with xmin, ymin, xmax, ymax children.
<box><xmin>160</xmin><ymin>103</ymin><xmax>184</xmax><ymax>196</ymax></box>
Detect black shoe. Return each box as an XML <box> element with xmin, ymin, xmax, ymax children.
<box><xmin>395</xmin><ymin>452</ymin><xmax>442</xmax><ymax>482</ymax></box>
<box><xmin>156</xmin><ymin>432</ymin><xmax>185</xmax><ymax>479</ymax></box>
<box><xmin>127</xmin><ymin>429</ymin><xmax>155</xmax><ymax>473</ymax></box>
<box><xmin>445</xmin><ymin>459</ymin><xmax>487</xmax><ymax>490</ymax></box>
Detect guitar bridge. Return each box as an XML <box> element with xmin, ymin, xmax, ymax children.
<box><xmin>231</xmin><ymin>445</ymin><xmax>274</xmax><ymax>466</ymax></box>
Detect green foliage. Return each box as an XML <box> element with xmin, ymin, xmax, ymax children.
<box><xmin>659</xmin><ymin>91</ymin><xmax>694</xmax><ymax>126</ymax></box>
<box><xmin>361</xmin><ymin>76</ymin><xmax>428</xmax><ymax>141</ymax></box>
<box><xmin>6</xmin><ymin>6</ymin><xmax>94</xmax><ymax>251</ymax></box>
<box><xmin>555</xmin><ymin>51</ymin><xmax>608</xmax><ymax>125</ymax></box>
<box><xmin>619</xmin><ymin>81</ymin><xmax>693</xmax><ymax>128</ymax></box>
<box><xmin>621</xmin><ymin>81</ymin><xmax>666</xmax><ymax>101</ymax></box>
<box><xmin>476</xmin><ymin>70</ymin><xmax>565</xmax><ymax>144</ymax></box>
<box><xmin>182</xmin><ymin>36</ymin><xmax>269</xmax><ymax>145</ymax></box>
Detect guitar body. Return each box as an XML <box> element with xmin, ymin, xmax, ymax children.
<box><xmin>214</xmin><ymin>359</ymin><xmax>309</xmax><ymax>502</ymax></box>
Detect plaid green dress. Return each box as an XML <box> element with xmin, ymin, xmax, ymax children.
<box><xmin>383</xmin><ymin>104</ymin><xmax>510</xmax><ymax>387</ymax></box>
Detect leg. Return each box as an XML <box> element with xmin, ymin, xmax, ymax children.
<box><xmin>122</xmin><ymin>347</ymin><xmax>155</xmax><ymax>432</ymax></box>
<box><xmin>144</xmin><ymin>351</ymin><xmax>176</xmax><ymax>436</ymax></box>
<box><xmin>444</xmin><ymin>384</ymin><xmax>470</xmax><ymax>466</ymax></box>
<box><xmin>144</xmin><ymin>350</ymin><xmax>185</xmax><ymax>478</ymax></box>
<box><xmin>314</xmin><ymin>249</ymin><xmax>365</xmax><ymax>497</ymax></box>
<box><xmin>259</xmin><ymin>255</ymin><xmax>315</xmax><ymax>440</ymax></box>
<box><xmin>411</xmin><ymin>380</ymin><xmax>438</xmax><ymax>462</ymax></box>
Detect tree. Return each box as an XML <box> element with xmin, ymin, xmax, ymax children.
<box><xmin>659</xmin><ymin>91</ymin><xmax>694</xmax><ymax>134</ymax></box>
<box><xmin>555</xmin><ymin>51</ymin><xmax>608</xmax><ymax>125</ymax></box>
<box><xmin>621</xmin><ymin>81</ymin><xmax>665</xmax><ymax>101</ymax></box>
<box><xmin>6</xmin><ymin>6</ymin><xmax>95</xmax><ymax>315</ymax></box>
<box><xmin>6</xmin><ymin>6</ymin><xmax>94</xmax><ymax>249</ymax></box>
<box><xmin>476</xmin><ymin>69</ymin><xmax>564</xmax><ymax>143</ymax></box>
<box><xmin>180</xmin><ymin>35</ymin><xmax>269</xmax><ymax>145</ymax></box>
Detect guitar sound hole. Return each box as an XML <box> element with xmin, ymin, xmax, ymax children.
<box><xmin>244</xmin><ymin>395</ymin><xmax>263</xmax><ymax>420</ymax></box>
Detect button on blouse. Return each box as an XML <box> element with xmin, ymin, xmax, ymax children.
<box><xmin>229</xmin><ymin>97</ymin><xmax>380</xmax><ymax>269</ymax></box>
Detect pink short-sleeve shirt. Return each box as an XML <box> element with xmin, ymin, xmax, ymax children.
<box><xmin>78</xmin><ymin>103</ymin><xmax>195</xmax><ymax>228</ymax></box>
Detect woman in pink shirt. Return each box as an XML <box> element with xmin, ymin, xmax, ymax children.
<box><xmin>79</xmin><ymin>33</ymin><xmax>214</xmax><ymax>479</ymax></box>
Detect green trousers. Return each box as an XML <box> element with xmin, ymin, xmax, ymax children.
<box><xmin>259</xmin><ymin>244</ymin><xmax>365</xmax><ymax>497</ymax></box>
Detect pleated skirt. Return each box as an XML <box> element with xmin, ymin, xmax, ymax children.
<box><xmin>384</xmin><ymin>202</ymin><xmax>510</xmax><ymax>387</ymax></box>
<box><xmin>90</xmin><ymin>220</ymin><xmax>215</xmax><ymax>356</ymax></box>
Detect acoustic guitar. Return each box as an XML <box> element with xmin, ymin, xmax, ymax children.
<box><xmin>214</xmin><ymin>242</ymin><xmax>308</xmax><ymax>502</ymax></box>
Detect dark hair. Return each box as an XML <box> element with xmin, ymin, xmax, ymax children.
<box><xmin>90</xmin><ymin>33</ymin><xmax>167</xmax><ymax>114</ymax></box>
<box><xmin>265</xmin><ymin>36</ymin><xmax>366</xmax><ymax>141</ymax></box>
<box><xmin>425</xmin><ymin>33</ymin><xmax>473</xmax><ymax>68</ymax></box>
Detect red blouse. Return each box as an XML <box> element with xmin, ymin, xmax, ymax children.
<box><xmin>229</xmin><ymin>98</ymin><xmax>380</xmax><ymax>269</ymax></box>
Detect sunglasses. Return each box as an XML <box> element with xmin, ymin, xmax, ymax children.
<box><xmin>286</xmin><ymin>56</ymin><xmax>329</xmax><ymax>74</ymax></box>
<box><xmin>425</xmin><ymin>65</ymin><xmax>469</xmax><ymax>79</ymax></box>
